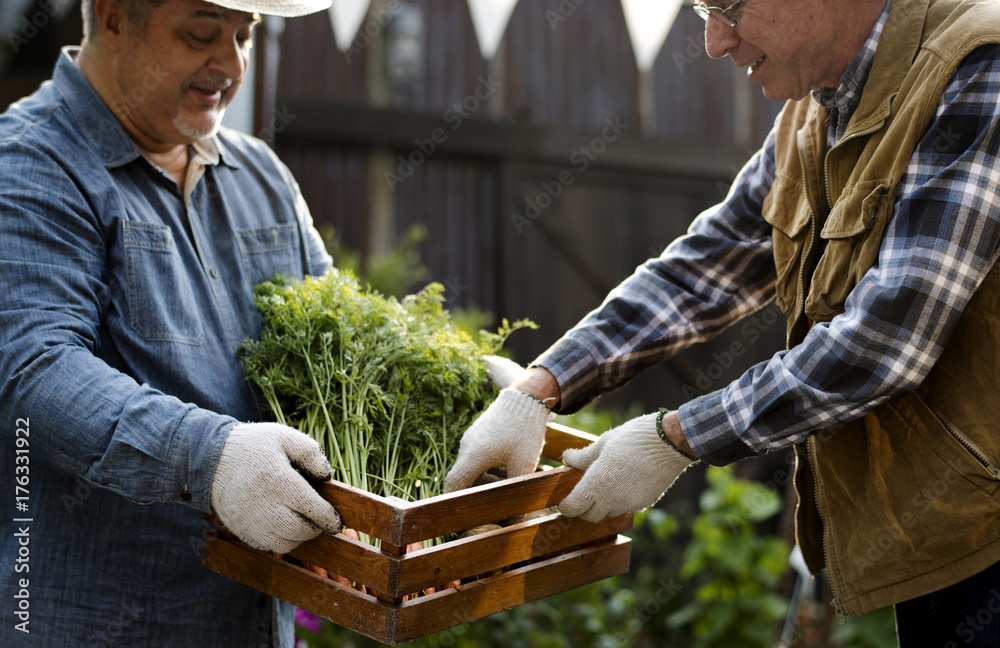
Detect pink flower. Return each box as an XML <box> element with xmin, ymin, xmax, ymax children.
<box><xmin>294</xmin><ymin>608</ymin><xmax>322</xmax><ymax>633</ymax></box>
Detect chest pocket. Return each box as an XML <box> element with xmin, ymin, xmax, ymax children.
<box><xmin>761</xmin><ymin>171</ymin><xmax>811</xmax><ymax>317</ymax></box>
<box><xmin>122</xmin><ymin>222</ymin><xmax>204</xmax><ymax>345</ymax></box>
<box><xmin>805</xmin><ymin>180</ymin><xmax>895</xmax><ymax>322</ymax></box>
<box><xmin>234</xmin><ymin>223</ymin><xmax>305</xmax><ymax>286</ymax></box>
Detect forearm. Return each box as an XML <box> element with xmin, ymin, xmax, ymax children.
<box><xmin>1</xmin><ymin>339</ymin><xmax>234</xmax><ymax>511</ymax></box>
<box><xmin>660</xmin><ymin>410</ymin><xmax>696</xmax><ymax>459</ymax></box>
<box><xmin>534</xmin><ymin>132</ymin><xmax>779</xmax><ymax>414</ymax></box>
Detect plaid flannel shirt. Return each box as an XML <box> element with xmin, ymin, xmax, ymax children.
<box><xmin>535</xmin><ymin>3</ymin><xmax>1000</xmax><ymax>465</ymax></box>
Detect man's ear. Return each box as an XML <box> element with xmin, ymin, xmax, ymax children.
<box><xmin>92</xmin><ymin>0</ymin><xmax>126</xmax><ymax>52</ymax></box>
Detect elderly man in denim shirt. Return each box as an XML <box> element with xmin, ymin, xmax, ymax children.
<box><xmin>0</xmin><ymin>0</ymin><xmax>344</xmax><ymax>645</ymax></box>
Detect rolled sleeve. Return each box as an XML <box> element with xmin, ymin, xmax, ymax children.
<box><xmin>678</xmin><ymin>389</ymin><xmax>756</xmax><ymax>465</ymax></box>
<box><xmin>532</xmin><ymin>338</ymin><xmax>602</xmax><ymax>414</ymax></box>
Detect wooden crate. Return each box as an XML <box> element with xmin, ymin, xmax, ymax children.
<box><xmin>202</xmin><ymin>422</ymin><xmax>633</xmax><ymax>645</ymax></box>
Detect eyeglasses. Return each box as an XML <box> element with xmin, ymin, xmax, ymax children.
<box><xmin>691</xmin><ymin>0</ymin><xmax>750</xmax><ymax>28</ymax></box>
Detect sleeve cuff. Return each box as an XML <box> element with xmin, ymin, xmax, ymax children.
<box><xmin>531</xmin><ymin>338</ymin><xmax>602</xmax><ymax>414</ymax></box>
<box><xmin>678</xmin><ymin>389</ymin><xmax>758</xmax><ymax>466</ymax></box>
<box><xmin>169</xmin><ymin>409</ymin><xmax>236</xmax><ymax>513</ymax></box>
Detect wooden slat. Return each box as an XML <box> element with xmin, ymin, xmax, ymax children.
<box><xmin>392</xmin><ymin>466</ymin><xmax>583</xmax><ymax>545</ymax></box>
<box><xmin>309</xmin><ymin>466</ymin><xmax>584</xmax><ymax>548</ymax></box>
<box><xmin>390</xmin><ymin>537</ymin><xmax>633</xmax><ymax>644</ymax></box>
<box><xmin>202</xmin><ymin>534</ymin><xmax>395</xmax><ymax>644</ymax></box>
<box><xmin>205</xmin><ymin>532</ymin><xmax>631</xmax><ymax>645</ymax></box>
<box><xmin>540</xmin><ymin>422</ymin><xmax>598</xmax><ymax>461</ymax></box>
<box><xmin>310</xmin><ymin>478</ymin><xmax>404</xmax><ymax>541</ymax></box>
<box><xmin>303</xmin><ymin>424</ymin><xmax>598</xmax><ymax>547</ymax></box>
<box><xmin>395</xmin><ymin>512</ymin><xmax>632</xmax><ymax>595</ymax></box>
<box><xmin>289</xmin><ymin>531</ymin><xmax>394</xmax><ymax>594</ymax></box>
<box><xmin>255</xmin><ymin>510</ymin><xmax>631</xmax><ymax>598</ymax></box>
<box><xmin>278</xmin><ymin>100</ymin><xmax>757</xmax><ymax>183</ymax></box>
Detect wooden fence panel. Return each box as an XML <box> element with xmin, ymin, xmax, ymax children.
<box><xmin>502</xmin><ymin>0</ymin><xmax>641</xmax><ymax>129</ymax></box>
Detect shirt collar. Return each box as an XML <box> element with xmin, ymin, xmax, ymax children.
<box><xmin>811</xmin><ymin>0</ymin><xmax>891</xmax><ymax>143</ymax></box>
<box><xmin>54</xmin><ymin>47</ymin><xmax>238</xmax><ymax>170</ymax></box>
<box><xmin>192</xmin><ymin>137</ymin><xmax>222</xmax><ymax>166</ymax></box>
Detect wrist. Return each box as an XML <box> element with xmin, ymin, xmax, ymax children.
<box><xmin>656</xmin><ymin>408</ymin><xmax>697</xmax><ymax>461</ymax></box>
<box><xmin>510</xmin><ymin>367</ymin><xmax>561</xmax><ymax>410</ymax></box>
<box><xmin>520</xmin><ymin>390</ymin><xmax>557</xmax><ymax>411</ymax></box>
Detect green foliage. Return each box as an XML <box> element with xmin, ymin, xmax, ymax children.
<box><xmin>321</xmin><ymin>223</ymin><xmax>516</xmax><ymax>354</ymax></box>
<box><xmin>552</xmin><ymin>401</ymin><xmax>645</xmax><ymax>436</ymax></box>
<box><xmin>831</xmin><ymin>605</ymin><xmax>897</xmax><ymax>647</ymax></box>
<box><xmin>667</xmin><ymin>465</ymin><xmax>790</xmax><ymax>648</ymax></box>
<box><xmin>240</xmin><ymin>270</ymin><xmax>531</xmax><ymax>502</ymax></box>
<box><xmin>321</xmin><ymin>224</ymin><xmax>429</xmax><ymax>299</ymax></box>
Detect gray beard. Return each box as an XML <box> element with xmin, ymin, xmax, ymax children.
<box><xmin>173</xmin><ymin>107</ymin><xmax>226</xmax><ymax>142</ymax></box>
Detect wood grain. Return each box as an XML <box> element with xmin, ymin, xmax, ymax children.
<box><xmin>289</xmin><ymin>531</ymin><xmax>394</xmax><ymax>594</ymax></box>
<box><xmin>305</xmin><ymin>424</ymin><xmax>597</xmax><ymax>546</ymax></box>
<box><xmin>391</xmin><ymin>537</ymin><xmax>633</xmax><ymax>644</ymax></box>
<box><xmin>202</xmin><ymin>533</ymin><xmax>395</xmax><ymax>644</ymax></box>
<box><xmin>540</xmin><ymin>422</ymin><xmax>599</xmax><ymax>461</ymax></box>
<box><xmin>203</xmin><ymin>532</ymin><xmax>632</xmax><ymax>646</ymax></box>
<box><xmin>394</xmin><ymin>511</ymin><xmax>632</xmax><ymax>595</ymax></box>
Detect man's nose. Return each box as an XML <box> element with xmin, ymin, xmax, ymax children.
<box><xmin>704</xmin><ymin>17</ymin><xmax>739</xmax><ymax>60</ymax></box>
<box><xmin>208</xmin><ymin>36</ymin><xmax>249</xmax><ymax>82</ymax></box>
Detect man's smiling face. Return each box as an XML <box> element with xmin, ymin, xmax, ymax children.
<box><xmin>112</xmin><ymin>0</ymin><xmax>258</xmax><ymax>145</ymax></box>
<box><xmin>702</xmin><ymin>0</ymin><xmax>851</xmax><ymax>102</ymax></box>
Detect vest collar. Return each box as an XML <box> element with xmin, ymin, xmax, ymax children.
<box><xmin>847</xmin><ymin>0</ymin><xmax>931</xmax><ymax>136</ymax></box>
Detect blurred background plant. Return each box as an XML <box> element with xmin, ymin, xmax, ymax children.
<box><xmin>321</xmin><ymin>224</ymin><xmax>431</xmax><ymax>301</ymax></box>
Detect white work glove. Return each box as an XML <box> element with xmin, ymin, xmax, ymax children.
<box><xmin>210</xmin><ymin>422</ymin><xmax>342</xmax><ymax>553</ymax></box>
<box><xmin>444</xmin><ymin>387</ymin><xmax>553</xmax><ymax>492</ymax></box>
<box><xmin>559</xmin><ymin>412</ymin><xmax>697</xmax><ymax>522</ymax></box>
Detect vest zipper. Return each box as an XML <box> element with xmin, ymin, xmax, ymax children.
<box><xmin>929</xmin><ymin>404</ymin><xmax>1000</xmax><ymax>479</ymax></box>
<box><xmin>807</xmin><ymin>439</ymin><xmax>851</xmax><ymax>625</ymax></box>
<box><xmin>792</xmin><ymin>131</ymin><xmax>821</xmax><ymax>347</ymax></box>
<box><xmin>831</xmin><ymin>596</ymin><xmax>849</xmax><ymax>626</ymax></box>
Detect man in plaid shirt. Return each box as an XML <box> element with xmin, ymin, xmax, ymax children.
<box><xmin>448</xmin><ymin>0</ymin><xmax>1000</xmax><ymax>644</ymax></box>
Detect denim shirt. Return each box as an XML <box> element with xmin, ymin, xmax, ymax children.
<box><xmin>0</xmin><ymin>48</ymin><xmax>330</xmax><ymax>647</ymax></box>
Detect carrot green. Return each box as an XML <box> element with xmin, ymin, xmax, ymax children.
<box><xmin>240</xmin><ymin>270</ymin><xmax>534</xmax><ymax>502</ymax></box>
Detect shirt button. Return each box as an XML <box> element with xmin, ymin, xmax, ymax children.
<box><xmin>209</xmin><ymin>267</ymin><xmax>219</xmax><ymax>278</ymax></box>
<box><xmin>180</xmin><ymin>489</ymin><xmax>192</xmax><ymax>502</ymax></box>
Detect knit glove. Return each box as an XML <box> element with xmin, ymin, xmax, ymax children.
<box><xmin>444</xmin><ymin>388</ymin><xmax>553</xmax><ymax>492</ymax></box>
<box><xmin>210</xmin><ymin>422</ymin><xmax>342</xmax><ymax>553</ymax></box>
<box><xmin>559</xmin><ymin>412</ymin><xmax>696</xmax><ymax>522</ymax></box>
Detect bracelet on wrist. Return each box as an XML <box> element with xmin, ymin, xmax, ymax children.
<box><xmin>520</xmin><ymin>390</ymin><xmax>556</xmax><ymax>411</ymax></box>
<box><xmin>655</xmin><ymin>407</ymin><xmax>697</xmax><ymax>460</ymax></box>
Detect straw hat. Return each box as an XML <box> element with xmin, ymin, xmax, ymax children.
<box><xmin>207</xmin><ymin>0</ymin><xmax>333</xmax><ymax>17</ymax></box>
